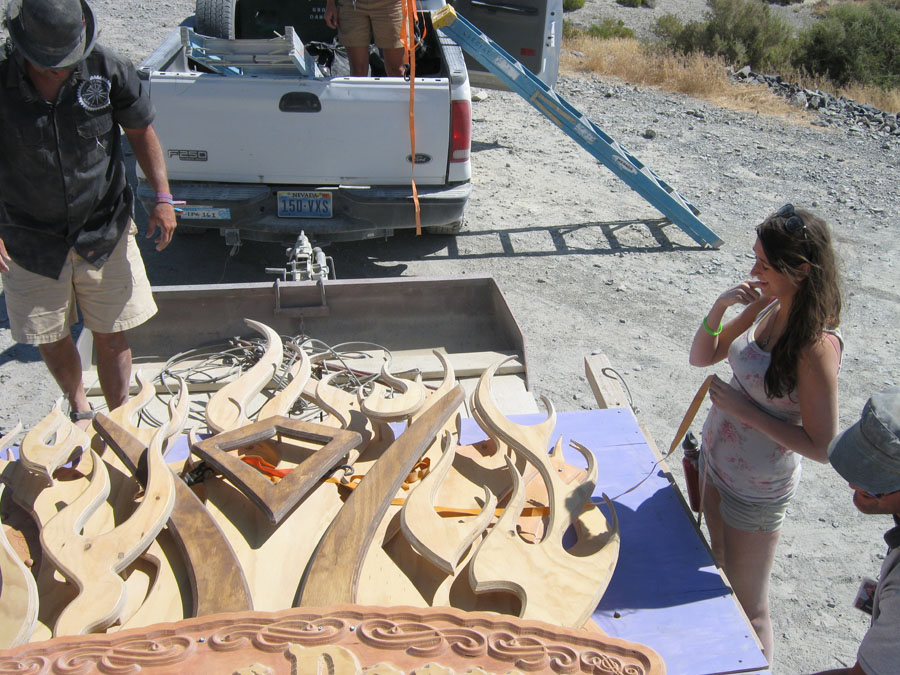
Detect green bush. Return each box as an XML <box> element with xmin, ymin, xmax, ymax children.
<box><xmin>563</xmin><ymin>0</ymin><xmax>585</xmax><ymax>11</ymax></box>
<box><xmin>586</xmin><ymin>18</ymin><xmax>637</xmax><ymax>39</ymax></box>
<box><xmin>564</xmin><ymin>17</ymin><xmax>636</xmax><ymax>40</ymax></box>
<box><xmin>563</xmin><ymin>19</ymin><xmax>582</xmax><ymax>38</ymax></box>
<box><xmin>795</xmin><ymin>1</ymin><xmax>900</xmax><ymax>89</ymax></box>
<box><xmin>651</xmin><ymin>0</ymin><xmax>795</xmax><ymax>72</ymax></box>
<box><xmin>617</xmin><ymin>0</ymin><xmax>642</xmax><ymax>7</ymax></box>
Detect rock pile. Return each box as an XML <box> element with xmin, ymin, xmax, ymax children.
<box><xmin>733</xmin><ymin>66</ymin><xmax>900</xmax><ymax>141</ymax></box>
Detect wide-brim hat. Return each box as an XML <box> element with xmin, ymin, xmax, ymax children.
<box><xmin>5</xmin><ymin>0</ymin><xmax>97</xmax><ymax>69</ymax></box>
<box><xmin>828</xmin><ymin>386</ymin><xmax>900</xmax><ymax>495</ymax></box>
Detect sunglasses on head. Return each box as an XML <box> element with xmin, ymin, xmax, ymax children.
<box><xmin>776</xmin><ymin>203</ymin><xmax>808</xmax><ymax>239</ymax></box>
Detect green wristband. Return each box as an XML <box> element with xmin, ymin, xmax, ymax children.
<box><xmin>703</xmin><ymin>316</ymin><xmax>723</xmax><ymax>336</ymax></box>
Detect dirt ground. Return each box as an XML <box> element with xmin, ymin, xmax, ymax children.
<box><xmin>2</xmin><ymin>1</ymin><xmax>899</xmax><ymax>673</ymax></box>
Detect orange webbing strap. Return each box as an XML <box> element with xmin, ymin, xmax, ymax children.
<box><xmin>239</xmin><ymin>452</ymin><xmax>598</xmax><ymax>518</ymax></box>
<box><xmin>401</xmin><ymin>0</ymin><xmax>421</xmax><ymax>233</ymax></box>
<box><xmin>324</xmin><ymin>473</ymin><xmax>590</xmax><ymax>518</ymax></box>
<box><xmin>322</xmin><ymin>465</ymin><xmax>597</xmax><ymax>518</ymax></box>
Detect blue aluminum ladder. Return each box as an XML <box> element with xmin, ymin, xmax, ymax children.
<box><xmin>432</xmin><ymin>6</ymin><xmax>723</xmax><ymax>248</ymax></box>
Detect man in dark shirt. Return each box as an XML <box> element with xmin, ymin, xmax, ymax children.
<box><xmin>815</xmin><ymin>386</ymin><xmax>900</xmax><ymax>675</ymax></box>
<box><xmin>0</xmin><ymin>0</ymin><xmax>177</xmax><ymax>423</ymax></box>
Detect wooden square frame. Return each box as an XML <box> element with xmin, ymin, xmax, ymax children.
<box><xmin>191</xmin><ymin>417</ymin><xmax>361</xmax><ymax>524</ymax></box>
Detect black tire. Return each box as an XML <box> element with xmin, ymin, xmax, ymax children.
<box><xmin>195</xmin><ymin>0</ymin><xmax>238</xmax><ymax>38</ymax></box>
<box><xmin>425</xmin><ymin>216</ymin><xmax>465</xmax><ymax>235</ymax></box>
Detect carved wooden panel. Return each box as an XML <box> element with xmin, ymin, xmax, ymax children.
<box><xmin>0</xmin><ymin>605</ymin><xmax>666</xmax><ymax>674</ymax></box>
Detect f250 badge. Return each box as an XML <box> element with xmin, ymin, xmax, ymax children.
<box><xmin>168</xmin><ymin>149</ymin><xmax>208</xmax><ymax>161</ymax></box>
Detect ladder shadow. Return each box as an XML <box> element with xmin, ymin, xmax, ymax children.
<box><xmin>433</xmin><ymin>217</ymin><xmax>709</xmax><ymax>261</ymax></box>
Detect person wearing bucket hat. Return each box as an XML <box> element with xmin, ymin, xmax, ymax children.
<box><xmin>813</xmin><ymin>387</ymin><xmax>900</xmax><ymax>674</ymax></box>
<box><xmin>0</xmin><ymin>0</ymin><xmax>178</xmax><ymax>424</ymax></box>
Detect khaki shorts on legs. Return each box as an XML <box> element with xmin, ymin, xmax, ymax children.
<box><xmin>4</xmin><ymin>222</ymin><xmax>157</xmax><ymax>345</ymax></box>
<box><xmin>338</xmin><ymin>0</ymin><xmax>404</xmax><ymax>49</ymax></box>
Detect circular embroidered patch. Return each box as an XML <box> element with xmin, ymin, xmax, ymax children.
<box><xmin>77</xmin><ymin>75</ymin><xmax>112</xmax><ymax>112</ymax></box>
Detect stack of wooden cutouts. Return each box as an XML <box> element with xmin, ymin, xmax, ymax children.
<box><xmin>0</xmin><ymin>319</ymin><xmax>660</xmax><ymax>673</ymax></box>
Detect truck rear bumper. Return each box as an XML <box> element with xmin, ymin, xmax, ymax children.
<box><xmin>138</xmin><ymin>180</ymin><xmax>471</xmax><ymax>243</ymax></box>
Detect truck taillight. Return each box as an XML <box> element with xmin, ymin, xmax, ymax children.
<box><xmin>450</xmin><ymin>100</ymin><xmax>471</xmax><ymax>163</ymax></box>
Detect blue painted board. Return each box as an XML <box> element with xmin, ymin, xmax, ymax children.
<box><xmin>458</xmin><ymin>408</ymin><xmax>769</xmax><ymax>675</ymax></box>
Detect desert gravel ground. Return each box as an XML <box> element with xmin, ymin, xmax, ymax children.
<box><xmin>2</xmin><ymin>1</ymin><xmax>899</xmax><ymax>672</ymax></box>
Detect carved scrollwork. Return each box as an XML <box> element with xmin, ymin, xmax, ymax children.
<box><xmin>253</xmin><ymin>618</ymin><xmax>349</xmax><ymax>651</ymax></box>
<box><xmin>356</xmin><ymin>619</ymin><xmax>446</xmax><ymax>657</ymax></box>
<box><xmin>51</xmin><ymin>636</ymin><xmax>196</xmax><ymax>674</ymax></box>
<box><xmin>580</xmin><ymin>651</ymin><xmax>650</xmax><ymax>675</ymax></box>
<box><xmin>439</xmin><ymin>628</ymin><xmax>487</xmax><ymax>659</ymax></box>
<box><xmin>0</xmin><ymin>655</ymin><xmax>50</xmax><ymax>674</ymax></box>
<box><xmin>485</xmin><ymin>632</ymin><xmax>579</xmax><ymax>673</ymax></box>
<box><xmin>206</xmin><ymin>617</ymin><xmax>352</xmax><ymax>654</ymax></box>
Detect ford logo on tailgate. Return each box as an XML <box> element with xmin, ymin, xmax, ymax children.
<box><xmin>407</xmin><ymin>153</ymin><xmax>432</xmax><ymax>164</ymax></box>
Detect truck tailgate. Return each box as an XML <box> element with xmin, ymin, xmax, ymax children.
<box><xmin>148</xmin><ymin>73</ymin><xmax>452</xmax><ymax>185</ymax></box>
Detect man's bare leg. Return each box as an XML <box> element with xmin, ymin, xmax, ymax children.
<box><xmin>383</xmin><ymin>47</ymin><xmax>404</xmax><ymax>77</ymax></box>
<box><xmin>92</xmin><ymin>331</ymin><xmax>132</xmax><ymax>411</ymax></box>
<box><xmin>38</xmin><ymin>331</ymin><xmax>131</xmax><ymax>423</ymax></box>
<box><xmin>346</xmin><ymin>46</ymin><xmax>370</xmax><ymax>76</ymax></box>
<box><xmin>38</xmin><ymin>335</ymin><xmax>91</xmax><ymax>427</ymax></box>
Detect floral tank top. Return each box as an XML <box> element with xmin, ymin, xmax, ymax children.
<box><xmin>701</xmin><ymin>302</ymin><xmax>843</xmax><ymax>502</ymax></box>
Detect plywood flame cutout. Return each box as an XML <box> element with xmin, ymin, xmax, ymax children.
<box><xmin>257</xmin><ymin>342</ymin><xmax>311</xmax><ymax>420</ymax></box>
<box><xmin>0</xmin><ymin>483</ymin><xmax>38</xmax><ymax>648</ymax></box>
<box><xmin>206</xmin><ymin>319</ymin><xmax>282</xmax><ymax>434</ymax></box>
<box><xmin>358</xmin><ymin>362</ymin><xmax>426</xmax><ymax>423</ymax></box>
<box><xmin>313</xmin><ymin>370</ymin><xmax>376</xmax><ymax>460</ymax></box>
<box><xmin>0</xmin><ymin>421</ymin><xmax>23</xmax><ymax>460</ymax></box>
<box><xmin>38</xmin><ymin>422</ymin><xmax>177</xmax><ymax>636</ymax></box>
<box><xmin>469</xmin><ymin>358</ymin><xmax>620</xmax><ymax>628</ymax></box>
<box><xmin>400</xmin><ymin>430</ymin><xmax>497</xmax><ymax>575</ymax></box>
<box><xmin>106</xmin><ymin>371</ymin><xmax>189</xmax><ymax>454</ymax></box>
<box><xmin>18</xmin><ymin>399</ymin><xmax>89</xmax><ymax>482</ymax></box>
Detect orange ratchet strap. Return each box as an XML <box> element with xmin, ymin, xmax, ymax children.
<box><xmin>401</xmin><ymin>0</ymin><xmax>423</xmax><ymax>233</ymax></box>
<box><xmin>239</xmin><ymin>455</ymin><xmax>598</xmax><ymax>518</ymax></box>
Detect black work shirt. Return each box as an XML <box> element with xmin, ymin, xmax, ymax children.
<box><xmin>0</xmin><ymin>42</ymin><xmax>155</xmax><ymax>279</ymax></box>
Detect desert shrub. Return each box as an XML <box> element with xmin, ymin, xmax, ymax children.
<box><xmin>652</xmin><ymin>0</ymin><xmax>795</xmax><ymax>71</ymax></box>
<box><xmin>617</xmin><ymin>0</ymin><xmax>642</xmax><ymax>7</ymax></box>
<box><xmin>563</xmin><ymin>19</ymin><xmax>583</xmax><ymax>38</ymax></box>
<box><xmin>586</xmin><ymin>18</ymin><xmax>637</xmax><ymax>39</ymax></box>
<box><xmin>565</xmin><ymin>17</ymin><xmax>636</xmax><ymax>39</ymax></box>
<box><xmin>794</xmin><ymin>1</ymin><xmax>900</xmax><ymax>89</ymax></box>
<box><xmin>563</xmin><ymin>0</ymin><xmax>585</xmax><ymax>11</ymax></box>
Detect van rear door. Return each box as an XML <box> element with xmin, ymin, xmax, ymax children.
<box><xmin>450</xmin><ymin>0</ymin><xmax>562</xmax><ymax>87</ymax></box>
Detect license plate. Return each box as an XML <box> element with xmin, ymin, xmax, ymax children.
<box><xmin>179</xmin><ymin>207</ymin><xmax>231</xmax><ymax>220</ymax></box>
<box><xmin>277</xmin><ymin>191</ymin><xmax>333</xmax><ymax>218</ymax></box>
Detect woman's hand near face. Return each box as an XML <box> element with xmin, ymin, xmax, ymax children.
<box><xmin>715</xmin><ymin>280</ymin><xmax>765</xmax><ymax>310</ymax></box>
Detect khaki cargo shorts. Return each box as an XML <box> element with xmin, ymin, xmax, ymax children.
<box><xmin>337</xmin><ymin>0</ymin><xmax>404</xmax><ymax>49</ymax></box>
<box><xmin>4</xmin><ymin>222</ymin><xmax>157</xmax><ymax>345</ymax></box>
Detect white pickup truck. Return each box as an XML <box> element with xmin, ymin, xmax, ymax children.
<box><xmin>136</xmin><ymin>0</ymin><xmax>560</xmax><ymax>246</ymax></box>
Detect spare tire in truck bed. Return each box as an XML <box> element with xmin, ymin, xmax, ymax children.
<box><xmin>194</xmin><ymin>0</ymin><xmax>237</xmax><ymax>38</ymax></box>
<box><xmin>194</xmin><ymin>0</ymin><xmax>337</xmax><ymax>42</ymax></box>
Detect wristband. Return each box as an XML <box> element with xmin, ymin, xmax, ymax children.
<box><xmin>155</xmin><ymin>191</ymin><xmax>186</xmax><ymax>212</ymax></box>
<box><xmin>703</xmin><ymin>316</ymin><xmax>723</xmax><ymax>336</ymax></box>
